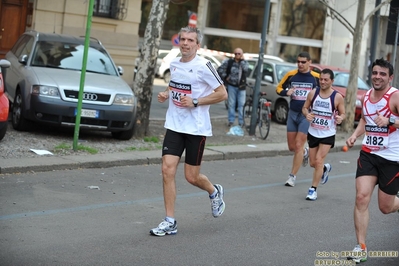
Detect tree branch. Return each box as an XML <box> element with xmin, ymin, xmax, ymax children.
<box><xmin>318</xmin><ymin>0</ymin><xmax>355</xmax><ymax>34</ymax></box>
<box><xmin>363</xmin><ymin>0</ymin><xmax>392</xmax><ymax>24</ymax></box>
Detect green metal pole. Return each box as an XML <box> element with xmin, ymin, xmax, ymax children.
<box><xmin>249</xmin><ymin>0</ymin><xmax>270</xmax><ymax>135</ymax></box>
<box><xmin>73</xmin><ymin>0</ymin><xmax>94</xmax><ymax>150</ymax></box>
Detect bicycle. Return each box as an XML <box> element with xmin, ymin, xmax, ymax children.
<box><xmin>242</xmin><ymin>85</ymin><xmax>272</xmax><ymax>140</ymax></box>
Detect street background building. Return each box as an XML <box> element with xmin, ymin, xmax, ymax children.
<box><xmin>1</xmin><ymin>0</ymin><xmax>398</xmax><ymax>87</ymax></box>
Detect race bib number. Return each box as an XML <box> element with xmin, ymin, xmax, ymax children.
<box><xmin>291</xmin><ymin>82</ymin><xmax>312</xmax><ymax>101</ymax></box>
<box><xmin>310</xmin><ymin>110</ymin><xmax>333</xmax><ymax>130</ymax></box>
<box><xmin>168</xmin><ymin>81</ymin><xmax>192</xmax><ymax>107</ymax></box>
<box><xmin>362</xmin><ymin>125</ymin><xmax>389</xmax><ymax>151</ymax></box>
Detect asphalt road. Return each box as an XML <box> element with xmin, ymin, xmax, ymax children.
<box><xmin>1</xmin><ymin>150</ymin><xmax>398</xmax><ymax>266</ymax></box>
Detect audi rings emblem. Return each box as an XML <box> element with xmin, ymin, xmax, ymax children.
<box><xmin>82</xmin><ymin>93</ymin><xmax>98</xmax><ymax>101</ymax></box>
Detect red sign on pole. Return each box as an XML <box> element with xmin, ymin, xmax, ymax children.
<box><xmin>345</xmin><ymin>43</ymin><xmax>350</xmax><ymax>55</ymax></box>
<box><xmin>188</xmin><ymin>13</ymin><xmax>197</xmax><ymax>28</ymax></box>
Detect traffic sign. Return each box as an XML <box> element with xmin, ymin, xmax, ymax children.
<box><xmin>171</xmin><ymin>33</ymin><xmax>179</xmax><ymax>46</ymax></box>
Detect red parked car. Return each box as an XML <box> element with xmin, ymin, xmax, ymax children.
<box><xmin>310</xmin><ymin>64</ymin><xmax>370</xmax><ymax>122</ymax></box>
<box><xmin>0</xmin><ymin>59</ymin><xmax>11</xmax><ymax>141</ymax></box>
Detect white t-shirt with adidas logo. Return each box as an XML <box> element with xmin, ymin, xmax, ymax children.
<box><xmin>164</xmin><ymin>55</ymin><xmax>223</xmax><ymax>136</ymax></box>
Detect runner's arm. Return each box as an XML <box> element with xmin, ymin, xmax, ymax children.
<box><xmin>302</xmin><ymin>89</ymin><xmax>315</xmax><ymax>122</ymax></box>
<box><xmin>334</xmin><ymin>93</ymin><xmax>346</xmax><ymax>124</ymax></box>
<box><xmin>196</xmin><ymin>85</ymin><xmax>227</xmax><ymax>106</ymax></box>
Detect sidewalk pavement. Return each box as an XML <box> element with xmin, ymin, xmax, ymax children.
<box><xmin>0</xmin><ymin>139</ymin><xmax>361</xmax><ymax>175</ymax></box>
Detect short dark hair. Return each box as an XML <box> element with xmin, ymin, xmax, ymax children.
<box><xmin>298</xmin><ymin>51</ymin><xmax>311</xmax><ymax>60</ymax></box>
<box><xmin>372</xmin><ymin>58</ymin><xmax>394</xmax><ymax>76</ymax></box>
<box><xmin>320</xmin><ymin>68</ymin><xmax>334</xmax><ymax>80</ymax></box>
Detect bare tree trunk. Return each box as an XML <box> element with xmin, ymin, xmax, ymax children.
<box><xmin>319</xmin><ymin>0</ymin><xmax>391</xmax><ymax>131</ymax></box>
<box><xmin>341</xmin><ymin>0</ymin><xmax>366</xmax><ymax>132</ymax></box>
<box><xmin>133</xmin><ymin>0</ymin><xmax>170</xmax><ymax>137</ymax></box>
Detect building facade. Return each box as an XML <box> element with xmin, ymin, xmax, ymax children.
<box><xmin>194</xmin><ymin>0</ymin><xmax>395</xmax><ymax>82</ymax></box>
<box><xmin>1</xmin><ymin>0</ymin><xmax>397</xmax><ymax>86</ymax></box>
<box><xmin>0</xmin><ymin>0</ymin><xmax>142</xmax><ymax>84</ymax></box>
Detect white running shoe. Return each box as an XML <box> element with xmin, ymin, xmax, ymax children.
<box><xmin>306</xmin><ymin>188</ymin><xmax>317</xmax><ymax>200</ymax></box>
<box><xmin>285</xmin><ymin>174</ymin><xmax>296</xmax><ymax>187</ymax></box>
<box><xmin>211</xmin><ymin>184</ymin><xmax>225</xmax><ymax>218</ymax></box>
<box><xmin>347</xmin><ymin>244</ymin><xmax>367</xmax><ymax>263</ymax></box>
<box><xmin>302</xmin><ymin>147</ymin><xmax>309</xmax><ymax>167</ymax></box>
<box><xmin>321</xmin><ymin>163</ymin><xmax>331</xmax><ymax>184</ymax></box>
<box><xmin>149</xmin><ymin>219</ymin><xmax>177</xmax><ymax>236</ymax></box>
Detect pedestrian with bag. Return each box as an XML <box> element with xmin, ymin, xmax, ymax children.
<box><xmin>217</xmin><ymin>48</ymin><xmax>249</xmax><ymax>127</ymax></box>
<box><xmin>150</xmin><ymin>26</ymin><xmax>227</xmax><ymax>237</ymax></box>
<box><xmin>302</xmin><ymin>68</ymin><xmax>345</xmax><ymax>200</ymax></box>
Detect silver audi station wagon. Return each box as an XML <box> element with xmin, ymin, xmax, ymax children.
<box><xmin>5</xmin><ymin>31</ymin><xmax>137</xmax><ymax>140</ymax></box>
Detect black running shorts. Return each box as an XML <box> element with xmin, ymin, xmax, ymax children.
<box><xmin>356</xmin><ymin>150</ymin><xmax>399</xmax><ymax>195</ymax></box>
<box><xmin>162</xmin><ymin>129</ymin><xmax>206</xmax><ymax>166</ymax></box>
<box><xmin>307</xmin><ymin>133</ymin><xmax>335</xmax><ymax>149</ymax></box>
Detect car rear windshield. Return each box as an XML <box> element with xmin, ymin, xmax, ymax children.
<box><xmin>333</xmin><ymin>72</ymin><xmax>370</xmax><ymax>91</ymax></box>
<box><xmin>31</xmin><ymin>41</ymin><xmax>118</xmax><ymax>76</ymax></box>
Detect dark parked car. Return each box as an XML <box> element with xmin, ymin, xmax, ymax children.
<box><xmin>5</xmin><ymin>31</ymin><xmax>137</xmax><ymax>140</ymax></box>
<box><xmin>0</xmin><ymin>59</ymin><xmax>11</xmax><ymax>141</ymax></box>
<box><xmin>246</xmin><ymin>59</ymin><xmax>297</xmax><ymax>124</ymax></box>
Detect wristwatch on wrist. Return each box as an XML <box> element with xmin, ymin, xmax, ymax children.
<box><xmin>388</xmin><ymin>116</ymin><xmax>396</xmax><ymax>126</ymax></box>
<box><xmin>192</xmin><ymin>98</ymin><xmax>199</xmax><ymax>107</ymax></box>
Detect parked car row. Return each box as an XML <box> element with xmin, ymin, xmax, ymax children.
<box><xmin>157</xmin><ymin>47</ymin><xmax>226</xmax><ymax>83</ymax></box>
<box><xmin>139</xmin><ymin>49</ymin><xmax>286</xmax><ymax>86</ymax></box>
<box><xmin>243</xmin><ymin>53</ymin><xmax>285</xmax><ymax>62</ymax></box>
<box><xmin>4</xmin><ymin>30</ymin><xmax>138</xmax><ymax>140</ymax></box>
<box><xmin>245</xmin><ymin>59</ymin><xmax>370</xmax><ymax>124</ymax></box>
<box><xmin>1</xmin><ymin>31</ymin><xmax>371</xmax><ymax>142</ymax></box>
<box><xmin>134</xmin><ymin>49</ymin><xmax>169</xmax><ymax>81</ymax></box>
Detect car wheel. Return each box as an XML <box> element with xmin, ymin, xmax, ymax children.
<box><xmin>112</xmin><ymin>128</ymin><xmax>134</xmax><ymax>140</ymax></box>
<box><xmin>12</xmin><ymin>90</ymin><xmax>32</xmax><ymax>131</ymax></box>
<box><xmin>273</xmin><ymin>100</ymin><xmax>288</xmax><ymax>124</ymax></box>
<box><xmin>111</xmin><ymin>120</ymin><xmax>135</xmax><ymax>140</ymax></box>
<box><xmin>0</xmin><ymin>122</ymin><xmax>7</xmax><ymax>141</ymax></box>
<box><xmin>163</xmin><ymin>71</ymin><xmax>171</xmax><ymax>83</ymax></box>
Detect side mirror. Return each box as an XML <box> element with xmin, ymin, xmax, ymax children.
<box><xmin>117</xmin><ymin>66</ymin><xmax>124</xmax><ymax>76</ymax></box>
<box><xmin>263</xmin><ymin>75</ymin><xmax>273</xmax><ymax>83</ymax></box>
<box><xmin>0</xmin><ymin>59</ymin><xmax>11</xmax><ymax>68</ymax></box>
<box><xmin>18</xmin><ymin>55</ymin><xmax>28</xmax><ymax>65</ymax></box>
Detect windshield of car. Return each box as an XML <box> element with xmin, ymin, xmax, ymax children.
<box><xmin>275</xmin><ymin>64</ymin><xmax>297</xmax><ymax>82</ymax></box>
<box><xmin>31</xmin><ymin>41</ymin><xmax>118</xmax><ymax>76</ymax></box>
<box><xmin>333</xmin><ymin>72</ymin><xmax>370</xmax><ymax>90</ymax></box>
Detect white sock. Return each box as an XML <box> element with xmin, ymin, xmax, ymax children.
<box><xmin>165</xmin><ymin>216</ymin><xmax>175</xmax><ymax>224</ymax></box>
<box><xmin>209</xmin><ymin>188</ymin><xmax>218</xmax><ymax>199</ymax></box>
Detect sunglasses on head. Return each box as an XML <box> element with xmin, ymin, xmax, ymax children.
<box><xmin>297</xmin><ymin>60</ymin><xmax>308</xmax><ymax>64</ymax></box>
